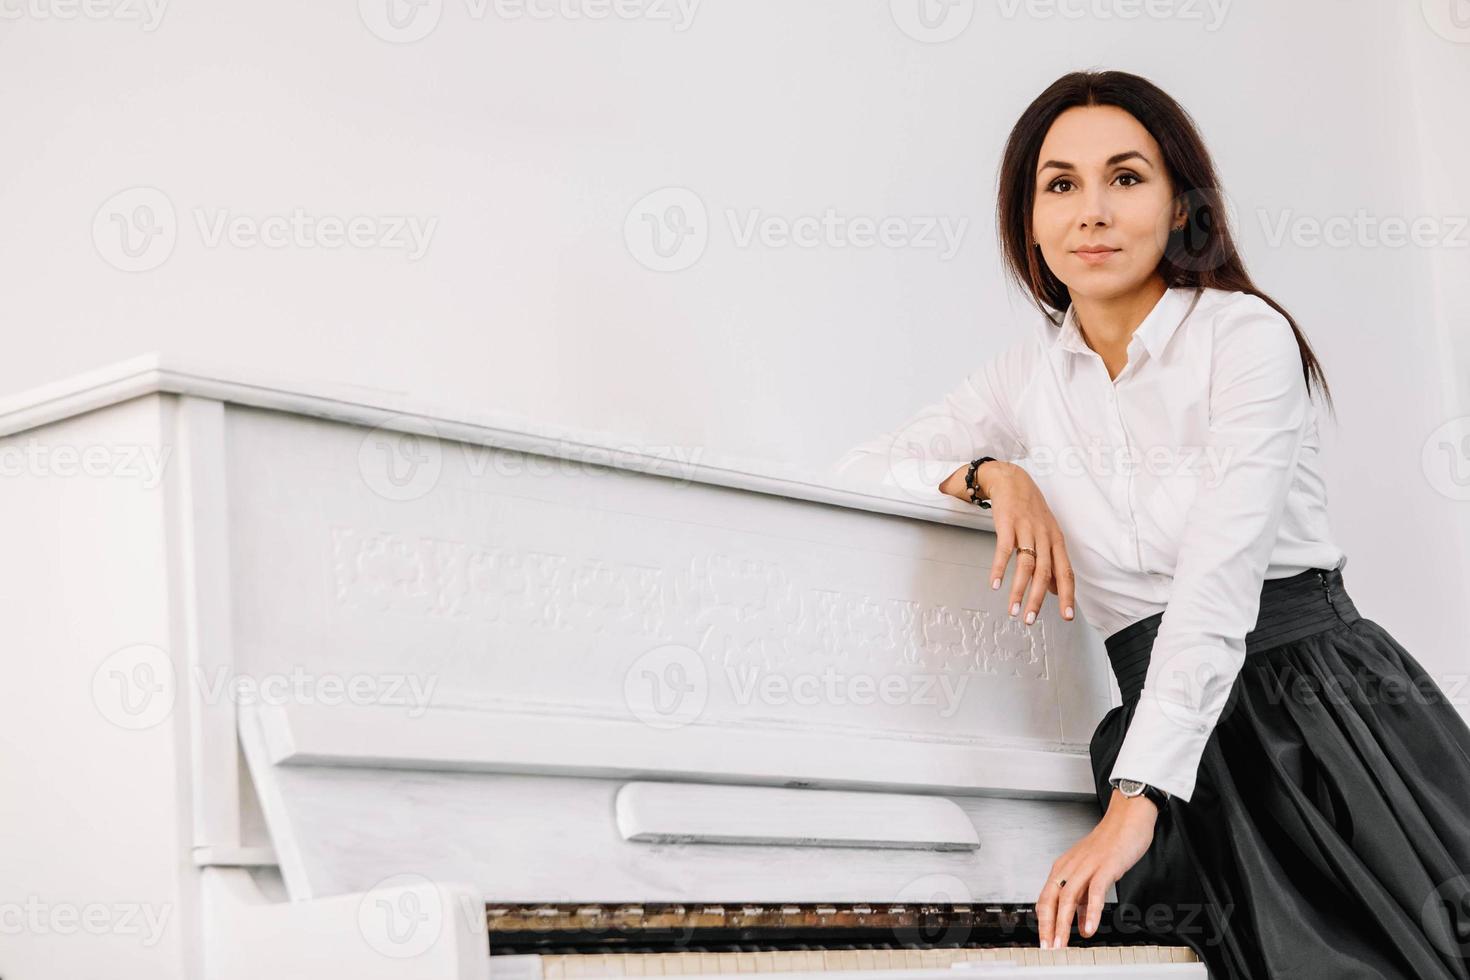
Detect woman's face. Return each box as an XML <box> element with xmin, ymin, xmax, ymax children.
<box><xmin>1031</xmin><ymin>104</ymin><xmax>1182</xmax><ymax>299</ymax></box>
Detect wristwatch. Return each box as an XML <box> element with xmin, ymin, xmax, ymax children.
<box><xmin>1111</xmin><ymin>777</ymin><xmax>1170</xmax><ymax>810</ymax></box>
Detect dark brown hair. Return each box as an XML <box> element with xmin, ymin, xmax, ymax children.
<box><xmin>995</xmin><ymin>70</ymin><xmax>1334</xmax><ymax>418</ymax></box>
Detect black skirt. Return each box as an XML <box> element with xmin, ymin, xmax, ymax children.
<box><xmin>1089</xmin><ymin>564</ymin><xmax>1470</xmax><ymax>979</ymax></box>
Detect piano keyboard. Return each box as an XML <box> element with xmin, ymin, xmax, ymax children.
<box><xmin>486</xmin><ymin>904</ymin><xmax>1201</xmax><ymax>977</ymax></box>
<box><xmin>523</xmin><ymin>945</ymin><xmax>1201</xmax><ymax>976</ymax></box>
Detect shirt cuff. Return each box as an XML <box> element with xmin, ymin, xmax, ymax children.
<box><xmin>1107</xmin><ymin>689</ymin><xmax>1213</xmax><ymax>803</ymax></box>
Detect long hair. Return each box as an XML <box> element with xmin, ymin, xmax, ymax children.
<box><xmin>995</xmin><ymin>70</ymin><xmax>1334</xmax><ymax>419</ymax></box>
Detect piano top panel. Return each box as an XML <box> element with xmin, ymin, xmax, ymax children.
<box><xmin>0</xmin><ymin>352</ymin><xmax>996</xmax><ymax>530</ymax></box>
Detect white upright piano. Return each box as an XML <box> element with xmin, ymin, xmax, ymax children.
<box><xmin>0</xmin><ymin>355</ymin><xmax>1205</xmax><ymax>979</ymax></box>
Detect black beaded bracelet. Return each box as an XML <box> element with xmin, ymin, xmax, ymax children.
<box><xmin>964</xmin><ymin>456</ymin><xmax>996</xmax><ymax>509</ymax></box>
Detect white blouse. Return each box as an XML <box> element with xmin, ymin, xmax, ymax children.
<box><xmin>833</xmin><ymin>284</ymin><xmax>1346</xmax><ymax>803</ymax></box>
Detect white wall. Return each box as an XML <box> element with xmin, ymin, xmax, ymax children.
<box><xmin>1</xmin><ymin>1</ymin><xmax>1466</xmax><ymax>678</ymax></box>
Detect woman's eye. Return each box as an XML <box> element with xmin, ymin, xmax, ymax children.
<box><xmin>1046</xmin><ymin>173</ymin><xmax>1141</xmax><ymax>193</ymax></box>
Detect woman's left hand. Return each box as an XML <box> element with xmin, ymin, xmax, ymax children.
<box><xmin>1034</xmin><ymin>791</ymin><xmax>1160</xmax><ymax>949</ymax></box>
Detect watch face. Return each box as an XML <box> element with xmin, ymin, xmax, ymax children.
<box><xmin>1117</xmin><ymin>778</ymin><xmax>1144</xmax><ymax>795</ymax></box>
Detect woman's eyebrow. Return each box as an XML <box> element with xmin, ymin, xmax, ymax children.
<box><xmin>1037</xmin><ymin>150</ymin><xmax>1152</xmax><ymax>175</ymax></box>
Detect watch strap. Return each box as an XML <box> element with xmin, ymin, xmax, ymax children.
<box><xmin>964</xmin><ymin>457</ymin><xmax>996</xmax><ymax>509</ymax></box>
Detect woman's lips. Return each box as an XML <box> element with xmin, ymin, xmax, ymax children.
<box><xmin>1075</xmin><ymin>247</ymin><xmax>1119</xmax><ymax>266</ymax></box>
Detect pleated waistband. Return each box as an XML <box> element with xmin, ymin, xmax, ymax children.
<box><xmin>1103</xmin><ymin>564</ymin><xmax>1361</xmax><ymax>704</ymax></box>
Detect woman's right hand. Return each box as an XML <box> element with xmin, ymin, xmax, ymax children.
<box><xmin>943</xmin><ymin>461</ymin><xmax>1077</xmax><ymax>625</ymax></box>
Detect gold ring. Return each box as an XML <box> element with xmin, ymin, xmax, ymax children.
<box><xmin>1017</xmin><ymin>546</ymin><xmax>1037</xmax><ymax>558</ymax></box>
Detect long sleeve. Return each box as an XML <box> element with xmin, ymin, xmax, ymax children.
<box><xmin>828</xmin><ymin>334</ymin><xmax>1040</xmax><ymax>510</ymax></box>
<box><xmin>1108</xmin><ymin>303</ymin><xmax>1311</xmax><ymax>803</ymax></box>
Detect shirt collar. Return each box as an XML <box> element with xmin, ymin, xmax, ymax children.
<box><xmin>1052</xmin><ymin>284</ymin><xmax>1203</xmax><ymax>363</ymax></box>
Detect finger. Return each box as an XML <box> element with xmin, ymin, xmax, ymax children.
<box><xmin>1074</xmin><ymin>886</ymin><xmax>1094</xmax><ymax>941</ymax></box>
<box><xmin>989</xmin><ymin>517</ymin><xmax>1015</xmax><ymax>594</ymax></box>
<box><xmin>1053</xmin><ymin>538</ymin><xmax>1077</xmax><ymax>622</ymax></box>
<box><xmin>1034</xmin><ymin>879</ymin><xmax>1058</xmax><ymax>950</ymax></box>
<box><xmin>1024</xmin><ymin>536</ymin><xmax>1052</xmax><ymax>625</ymax></box>
<box><xmin>1007</xmin><ymin>532</ymin><xmax>1038</xmax><ymax>618</ymax></box>
<box><xmin>1081</xmin><ymin>877</ymin><xmax>1110</xmax><ymax>938</ymax></box>
<box><xmin>1053</xmin><ymin>874</ymin><xmax>1082</xmax><ymax>950</ymax></box>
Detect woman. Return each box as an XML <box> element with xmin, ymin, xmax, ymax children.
<box><xmin>843</xmin><ymin>71</ymin><xmax>1470</xmax><ymax>978</ymax></box>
